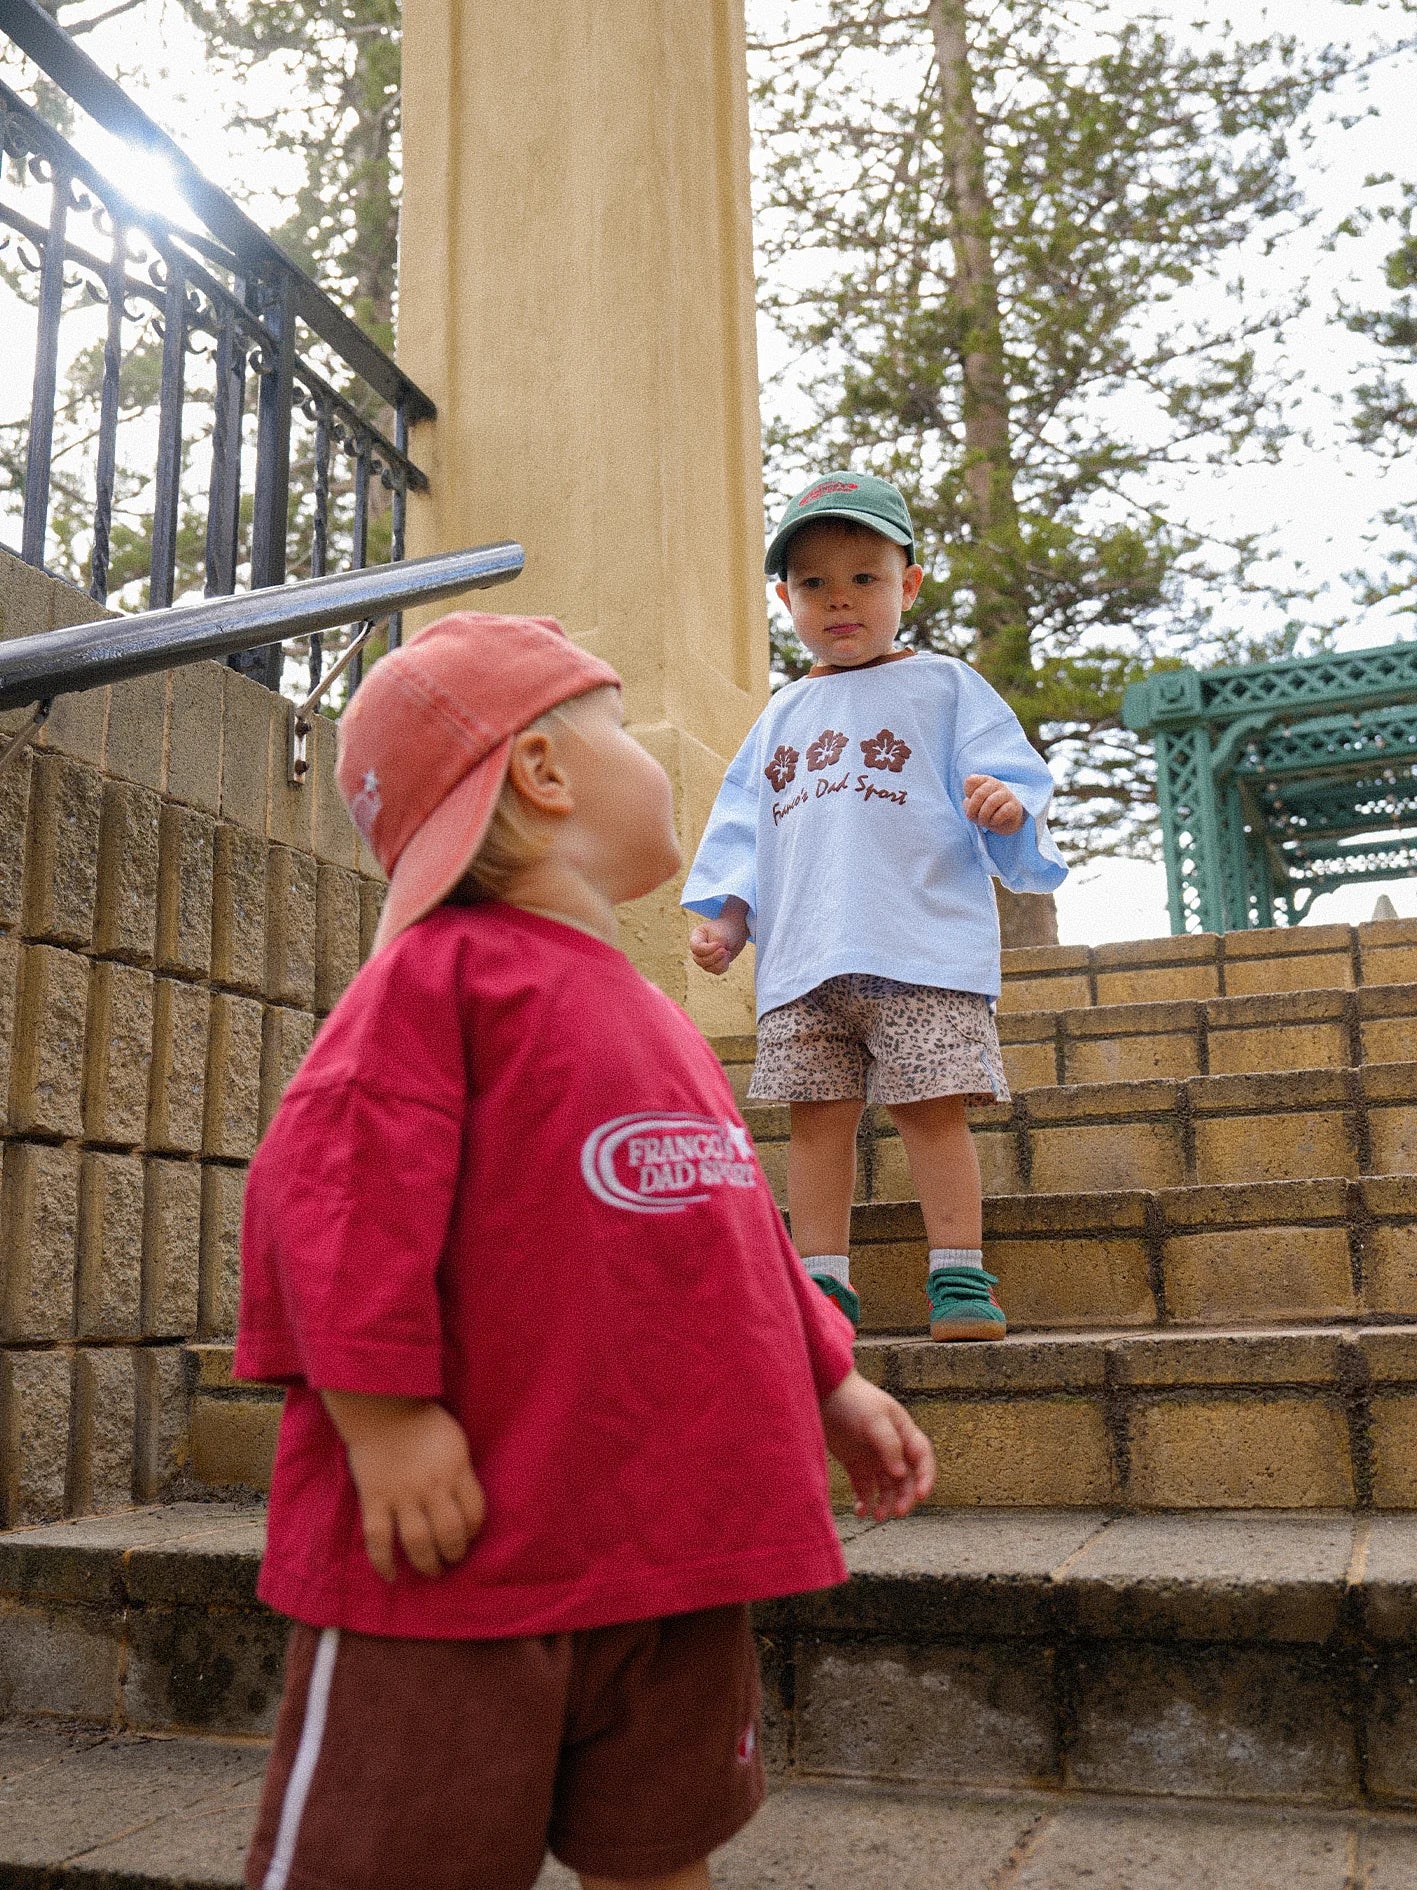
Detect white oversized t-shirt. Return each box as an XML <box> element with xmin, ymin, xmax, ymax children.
<box><xmin>682</xmin><ymin>652</ymin><xmax>1067</xmax><ymax>1017</ymax></box>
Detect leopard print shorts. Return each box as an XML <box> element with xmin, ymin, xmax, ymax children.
<box><xmin>749</xmin><ymin>974</ymin><xmax>1010</xmax><ymax>1107</ymax></box>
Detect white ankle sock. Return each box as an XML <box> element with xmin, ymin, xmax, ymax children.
<box><xmin>928</xmin><ymin>1247</ymin><xmax>984</xmax><ymax>1275</ymax></box>
<box><xmin>804</xmin><ymin>1253</ymin><xmax>852</xmax><ymax>1286</ymax></box>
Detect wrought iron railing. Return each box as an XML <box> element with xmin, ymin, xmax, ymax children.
<box><xmin>0</xmin><ymin>0</ymin><xmax>435</xmax><ymax>693</ymax></box>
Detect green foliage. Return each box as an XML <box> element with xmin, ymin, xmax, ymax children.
<box><xmin>1346</xmin><ymin>184</ymin><xmax>1417</xmax><ymax>614</ymax></box>
<box><xmin>752</xmin><ymin>0</ymin><xmax>1359</xmax><ymax>859</ymax></box>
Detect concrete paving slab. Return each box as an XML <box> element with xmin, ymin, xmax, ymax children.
<box><xmin>1061</xmin><ymin>1510</ymin><xmax>1356</xmax><ymax>1642</ymax></box>
<box><xmin>1358</xmin><ymin>1514</ymin><xmax>1417</xmax><ymax>1639</ymax></box>
<box><xmin>1014</xmin><ymin>1798</ymin><xmax>1355</xmax><ymax>1888</ymax></box>
<box><xmin>1364</xmin><ymin>1820</ymin><xmax>1417</xmax><ymax>1888</ymax></box>
<box><xmin>65</xmin><ymin>1775</ymin><xmax>265</xmax><ymax>1884</ymax></box>
<box><xmin>0</xmin><ymin>1731</ymin><xmax>264</xmax><ymax>1868</ymax></box>
<box><xmin>842</xmin><ymin>1509</ymin><xmax>1112</xmax><ymax>1580</ymax></box>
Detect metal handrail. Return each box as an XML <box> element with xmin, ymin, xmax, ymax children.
<box><xmin>0</xmin><ymin>543</ymin><xmax>524</xmax><ymax>711</ymax></box>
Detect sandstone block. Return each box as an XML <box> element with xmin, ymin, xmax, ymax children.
<box><xmin>1069</xmin><ymin>1643</ymin><xmax>1357</xmax><ymax>1802</ymax></box>
<box><xmin>1191</xmin><ymin>1109</ymin><xmax>1355</xmax><ymax>1187</ymax></box>
<box><xmin>0</xmin><ymin>747</ymin><xmax>30</xmax><ymax>928</ymax></box>
<box><xmin>103</xmin><ymin>669</ymin><xmax>167</xmax><ymax>790</ymax></box>
<box><xmin>1364</xmin><ymin>1017</ymin><xmax>1417</xmax><ymax>1065</ymax></box>
<box><xmin>1222</xmin><ymin>951</ymin><xmax>1353</xmax><ymax>996</ymax></box>
<box><xmin>1371</xmin><ymin>1395</ymin><xmax>1417</xmax><ymax>1508</ymax></box>
<box><xmin>0</xmin><ymin>1142</ymin><xmax>80</xmax><ymax>1341</ymax></box>
<box><xmin>0</xmin><ymin>932</ymin><xmax>18</xmax><ymax>1132</ymax></box>
<box><xmin>1065</xmin><ymin>1032</ymin><xmax>1200</xmax><ymax>1085</ymax></box>
<box><xmin>0</xmin><ymin>1345</ymin><xmax>73</xmax><ymax>1525</ymax></box>
<box><xmin>1208</xmin><ymin>1021</ymin><xmax>1348</xmax><ymax>1077</ymax></box>
<box><xmin>9</xmin><ymin>944</ymin><xmax>87</xmax><ymax>1137</ymax></box>
<box><xmin>358</xmin><ymin>875</ymin><xmax>385</xmax><ymax>961</ymax></box>
<box><xmin>165</xmin><ymin>660</ymin><xmax>224</xmax><ymax>813</ymax></box>
<box><xmin>1369</xmin><ymin>1102</ymin><xmax>1417</xmax><ymax>1178</ymax></box>
<box><xmin>199</xmin><ymin>1164</ymin><xmax>246</xmax><ymax>1339</ymax></box>
<box><xmin>914</xmin><ymin>1395</ymin><xmax>1116</xmax><ymax>1507</ymax></box>
<box><xmin>188</xmin><ymin>1394</ymin><xmax>281</xmax><ymax>1490</ymax></box>
<box><xmin>0</xmin><ymin>546</ymin><xmax>55</xmax><ymax>640</ymax></box>
<box><xmin>133</xmin><ymin>1345</ymin><xmax>189</xmax><ymax>1500</ymax></box>
<box><xmin>268</xmin><ymin>700</ymin><xmax>313</xmax><ymax>852</ymax></box>
<box><xmin>259</xmin><ymin>1006</ymin><xmax>316</xmax><ymax>1133</ymax></box>
<box><xmin>1029</xmin><ymin>1122</ymin><xmax>1183</xmax><ymax>1194</ymax></box>
<box><xmin>148</xmin><ymin>979</ymin><xmax>211</xmax><ymax>1154</ymax></box>
<box><xmin>141</xmin><ymin>1158</ymin><xmax>201</xmax><ymax>1338</ymax></box>
<box><xmin>990</xmin><ymin>1235</ymin><xmax>1156</xmax><ymax>1330</ymax></box>
<box><xmin>69</xmin><ymin>1345</ymin><xmax>136</xmax><ymax>1514</ymax></box>
<box><xmin>795</xmin><ymin>1641</ymin><xmax>1057</xmax><ymax>1788</ymax></box>
<box><xmin>1125</xmin><ymin>1395</ymin><xmax>1353</xmax><ymax>1508</ymax></box>
<box><xmin>211</xmin><ymin>823</ymin><xmax>268</xmax><ymax>993</ymax></box>
<box><xmin>997</xmin><ymin>973</ymin><xmax>1091</xmax><ymax>1015</ymax></box>
<box><xmin>38</xmin><ymin>685</ymin><xmax>107</xmax><ymax>768</ymax></box>
<box><xmin>1000</xmin><ymin>1039</ymin><xmax>1059</xmax><ymax>1090</ymax></box>
<box><xmin>1366</xmin><ymin>1225</ymin><xmax>1417</xmax><ymax>1319</ymax></box>
<box><xmin>23</xmin><ymin>751</ymin><xmax>102</xmax><ymax>946</ymax></box>
<box><xmin>204</xmin><ymin>992</ymin><xmax>264</xmax><ymax>1160</ymax></box>
<box><xmin>156</xmin><ymin>803</ymin><xmax>216</xmax><ymax>978</ymax></box>
<box><xmin>75</xmin><ymin>1152</ymin><xmax>145</xmax><ymax>1339</ymax></box>
<box><xmin>1164</xmin><ymin>1226</ymin><xmax>1357</xmax><ymax>1325</ymax></box>
<box><xmin>315</xmin><ymin>865</ymin><xmax>362</xmax><ymax>1013</ymax></box>
<box><xmin>94</xmin><ymin>778</ymin><xmax>160</xmax><ymax>963</ymax></box>
<box><xmin>221</xmin><ymin>666</ymin><xmax>273</xmax><ymax>832</ymax></box>
<box><xmin>83</xmin><ymin>961</ymin><xmax>154</xmax><ymax>1145</ymax></box>
<box><xmin>1095</xmin><ymin>965</ymin><xmax>1220</xmax><ymax>1005</ymax></box>
<box><xmin>312</xmin><ymin>711</ymin><xmax>358</xmax><ymax>866</ymax></box>
<box><xmin>266</xmin><ymin>846</ymin><xmax>318</xmax><ymax>1009</ymax></box>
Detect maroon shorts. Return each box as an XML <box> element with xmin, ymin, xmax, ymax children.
<box><xmin>245</xmin><ymin>1606</ymin><xmax>764</xmax><ymax>1890</ymax></box>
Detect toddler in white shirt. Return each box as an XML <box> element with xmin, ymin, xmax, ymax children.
<box><xmin>684</xmin><ymin>472</ymin><xmax>1067</xmax><ymax>1339</ymax></box>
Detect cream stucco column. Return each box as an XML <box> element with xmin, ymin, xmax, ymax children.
<box><xmin>397</xmin><ymin>0</ymin><xmax>769</xmax><ymax>1033</ymax></box>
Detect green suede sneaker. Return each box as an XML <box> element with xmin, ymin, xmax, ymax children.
<box><xmin>811</xmin><ymin>1274</ymin><xmax>860</xmax><ymax>1330</ymax></box>
<box><xmin>928</xmin><ymin>1267</ymin><xmax>1006</xmax><ymax>1341</ymax></box>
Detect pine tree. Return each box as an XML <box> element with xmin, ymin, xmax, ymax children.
<box><xmin>1346</xmin><ymin>185</ymin><xmax>1417</xmax><ymax>614</ymax></box>
<box><xmin>751</xmin><ymin>0</ymin><xmax>1361</xmax><ymax>878</ymax></box>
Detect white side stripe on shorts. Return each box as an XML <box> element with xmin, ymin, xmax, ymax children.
<box><xmin>262</xmin><ymin>1627</ymin><xmax>341</xmax><ymax>1890</ymax></box>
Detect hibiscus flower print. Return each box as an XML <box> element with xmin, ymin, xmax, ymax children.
<box><xmin>860</xmin><ymin>728</ymin><xmax>913</xmax><ymax>773</ymax></box>
<box><xmin>764</xmin><ymin>743</ymin><xmax>800</xmax><ymax>792</ymax></box>
<box><xmin>806</xmin><ymin>728</ymin><xmax>848</xmax><ymax>772</ymax></box>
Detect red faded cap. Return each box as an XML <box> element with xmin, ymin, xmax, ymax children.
<box><xmin>336</xmin><ymin>611</ymin><xmax>621</xmax><ymax>953</ymax></box>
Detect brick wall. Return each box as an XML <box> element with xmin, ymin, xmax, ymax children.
<box><xmin>0</xmin><ymin>549</ymin><xmax>383</xmax><ymax>1524</ymax></box>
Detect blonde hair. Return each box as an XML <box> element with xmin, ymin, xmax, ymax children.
<box><xmin>446</xmin><ymin>692</ymin><xmax>602</xmax><ymax>904</ymax></box>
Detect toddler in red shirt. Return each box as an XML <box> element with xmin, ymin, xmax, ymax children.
<box><xmin>237</xmin><ymin>612</ymin><xmax>934</xmax><ymax>1890</ymax></box>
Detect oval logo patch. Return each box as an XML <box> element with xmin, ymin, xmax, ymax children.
<box><xmin>580</xmin><ymin>1113</ymin><xmax>759</xmax><ymax>1215</ymax></box>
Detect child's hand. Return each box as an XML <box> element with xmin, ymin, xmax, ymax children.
<box><xmin>689</xmin><ymin>898</ymin><xmax>750</xmax><ymax>975</ymax></box>
<box><xmin>963</xmin><ymin>774</ymin><xmax>1026</xmax><ymax>835</ymax></box>
<box><xmin>320</xmin><ymin>1391</ymin><xmax>486</xmax><ymax>1582</ymax></box>
<box><xmin>821</xmin><ymin>1369</ymin><xmax>935</xmax><ymax>1522</ymax></box>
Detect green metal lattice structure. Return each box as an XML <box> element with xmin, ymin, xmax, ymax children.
<box><xmin>1122</xmin><ymin>640</ymin><xmax>1417</xmax><ymax>934</ymax></box>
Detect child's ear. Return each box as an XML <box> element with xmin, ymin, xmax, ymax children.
<box><xmin>505</xmin><ymin>729</ymin><xmax>574</xmax><ymax>817</ymax></box>
<box><xmin>901</xmin><ymin>563</ymin><xmax>925</xmax><ymax>608</ymax></box>
<box><xmin>774</xmin><ymin>579</ymin><xmax>791</xmax><ymax>609</ymax></box>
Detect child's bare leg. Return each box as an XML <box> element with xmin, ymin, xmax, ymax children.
<box><xmin>579</xmin><ymin>1865</ymin><xmax>710</xmax><ymax>1890</ymax></box>
<box><xmin>787</xmin><ymin>1098</ymin><xmax>864</xmax><ymax>1258</ymax></box>
<box><xmin>886</xmin><ymin>1095</ymin><xmax>981</xmax><ymax>1249</ymax></box>
<box><xmin>888</xmin><ymin>1096</ymin><xmax>1003</xmax><ymax>1338</ymax></box>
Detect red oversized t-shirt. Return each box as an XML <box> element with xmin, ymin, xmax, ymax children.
<box><xmin>236</xmin><ymin>902</ymin><xmax>855</xmax><ymax>1638</ymax></box>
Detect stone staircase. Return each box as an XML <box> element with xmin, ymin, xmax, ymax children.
<box><xmin>5</xmin><ymin>918</ymin><xmax>1417</xmax><ymax>1882</ymax></box>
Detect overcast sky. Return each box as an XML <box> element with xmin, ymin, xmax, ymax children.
<box><xmin>6</xmin><ymin>0</ymin><xmax>1415</xmax><ymax>939</ymax></box>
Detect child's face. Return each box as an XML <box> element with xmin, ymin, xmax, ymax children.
<box><xmin>551</xmin><ymin>686</ymin><xmax>682</xmax><ymax>903</ymax></box>
<box><xmin>776</xmin><ymin>521</ymin><xmax>924</xmax><ymax>668</ymax></box>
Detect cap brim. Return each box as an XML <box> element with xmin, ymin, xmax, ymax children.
<box><xmin>765</xmin><ymin>507</ymin><xmax>914</xmax><ymax>577</ymax></box>
<box><xmin>371</xmin><ymin>733</ymin><xmax>514</xmax><ymax>954</ymax></box>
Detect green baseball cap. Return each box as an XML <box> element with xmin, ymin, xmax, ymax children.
<box><xmin>765</xmin><ymin>471</ymin><xmax>915</xmax><ymax>578</ymax></box>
